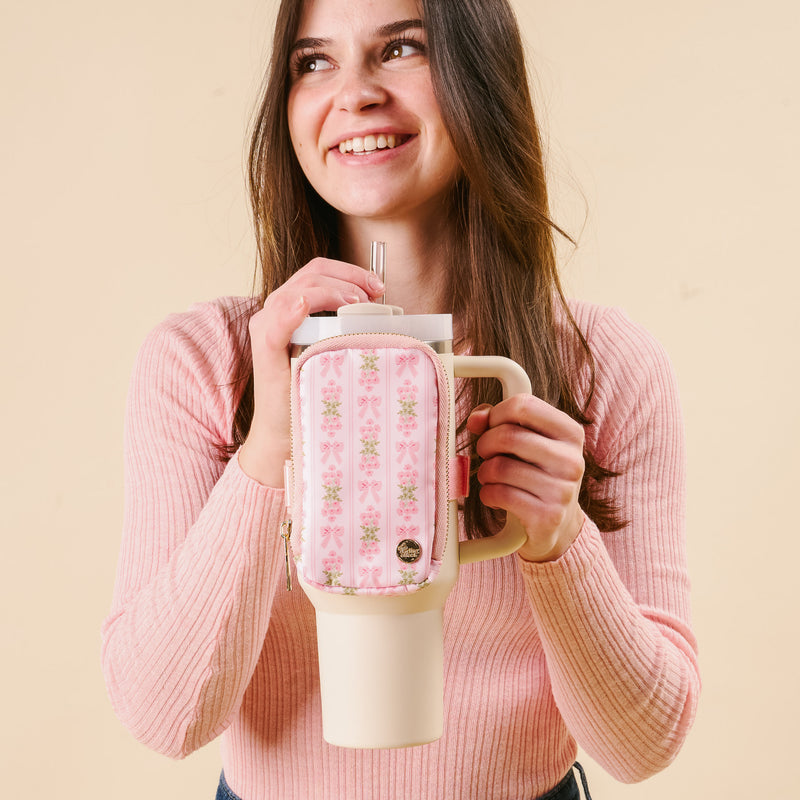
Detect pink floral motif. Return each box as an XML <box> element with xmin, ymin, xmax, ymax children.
<box><xmin>321</xmin><ymin>466</ymin><xmax>343</xmax><ymax>521</ymax></box>
<box><xmin>360</xmin><ymin>506</ymin><xmax>380</xmax><ymax>527</ymax></box>
<box><xmin>320</xmin><ymin>381</ymin><xmax>343</xmax><ymax>437</ymax></box>
<box><xmin>322</xmin><ymin>417</ymin><xmax>343</xmax><ymax>437</ymax></box>
<box><xmin>359</xmin><ymin>372</ymin><xmax>379</xmax><ymax>391</ymax></box>
<box><xmin>397</xmin><ymin>418</ymin><xmax>419</xmax><ymax>436</ymax></box>
<box><xmin>398</xmin><ymin>568</ymin><xmax>417</xmax><ymax>586</ymax></box>
<box><xmin>359</xmin><ymin>503</ymin><xmax>381</xmax><ymax>561</ymax></box>
<box><xmin>397</xmin><ymin>465</ymin><xmax>419</xmax><ymax>520</ymax></box>
<box><xmin>321</xmin><ymin>381</ymin><xmax>342</xmax><ymax>401</ymax></box>
<box><xmin>394</xmin><ymin>421</ymin><xmax>410</xmax><ymax>437</ymax></box>
<box><xmin>360</xmin><ymin>455</ymin><xmax>380</xmax><ymax>474</ymax></box>
<box><xmin>359</xmin><ymin>420</ymin><xmax>380</xmax><ymax>438</ymax></box>
<box><xmin>323</xmin><ymin>500</ymin><xmax>342</xmax><ymax>519</ymax></box>
<box><xmin>322</xmin><ymin>551</ymin><xmax>343</xmax><ymax>587</ymax></box>
<box><xmin>359</xmin><ymin>539</ymin><xmax>381</xmax><ymax>560</ymax></box>
<box><xmin>359</xmin><ymin>420</ymin><xmax>381</xmax><ymax>475</ymax></box>
<box><xmin>399</xmin><ymin>502</ymin><xmax>418</xmax><ymax>520</ymax></box>
<box><xmin>358</xmin><ymin>349</ymin><xmax>380</xmax><ymax>390</ymax></box>
<box><xmin>322</xmin><ymin>552</ymin><xmax>343</xmax><ymax>572</ymax></box>
<box><xmin>397</xmin><ymin>381</ymin><xmax>417</xmax><ymax>401</ymax></box>
<box><xmin>398</xmin><ymin>466</ymin><xmax>418</xmax><ymax>485</ymax></box>
<box><xmin>396</xmin><ymin>380</ymin><xmax>418</xmax><ymax>435</ymax></box>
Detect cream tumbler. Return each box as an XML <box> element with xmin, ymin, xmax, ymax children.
<box><xmin>287</xmin><ymin>303</ymin><xmax>531</xmax><ymax>748</ymax></box>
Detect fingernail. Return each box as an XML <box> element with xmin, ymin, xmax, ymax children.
<box><xmin>368</xmin><ymin>274</ymin><xmax>384</xmax><ymax>291</ymax></box>
<box><xmin>294</xmin><ymin>295</ymin><xmax>307</xmax><ymax>312</ymax></box>
<box><xmin>345</xmin><ymin>293</ymin><xmax>360</xmax><ymax>304</ymax></box>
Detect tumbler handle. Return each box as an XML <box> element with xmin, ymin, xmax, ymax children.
<box><xmin>453</xmin><ymin>356</ymin><xmax>532</xmax><ymax>564</ymax></box>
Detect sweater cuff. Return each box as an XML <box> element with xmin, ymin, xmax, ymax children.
<box><xmin>230</xmin><ymin>446</ymin><xmax>288</xmax><ymax>498</ymax></box>
<box><xmin>516</xmin><ymin>514</ymin><xmax>609</xmax><ymax>610</ymax></box>
<box><xmin>207</xmin><ymin>450</ymin><xmax>289</xmax><ymax>563</ymax></box>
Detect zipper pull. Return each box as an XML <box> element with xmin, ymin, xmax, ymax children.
<box><xmin>280</xmin><ymin>520</ymin><xmax>293</xmax><ymax>591</ymax></box>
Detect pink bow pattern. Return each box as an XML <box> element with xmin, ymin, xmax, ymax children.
<box><xmin>320</xmin><ymin>440</ymin><xmax>343</xmax><ymax>463</ymax></box>
<box><xmin>358</xmin><ymin>565</ymin><xmax>383</xmax><ymax>587</ymax></box>
<box><xmin>395</xmin><ymin>352</ymin><xmax>418</xmax><ymax>376</ymax></box>
<box><xmin>358</xmin><ymin>394</ymin><xmax>381</xmax><ymax>418</ymax></box>
<box><xmin>396</xmin><ymin>440</ymin><xmax>419</xmax><ymax>463</ymax></box>
<box><xmin>395</xmin><ymin>523</ymin><xmax>420</xmax><ymax>540</ymax></box>
<box><xmin>358</xmin><ymin>479</ymin><xmax>382</xmax><ymax>503</ymax></box>
<box><xmin>320</xmin><ymin>352</ymin><xmax>345</xmax><ymax>377</ymax></box>
<box><xmin>320</xmin><ymin>525</ymin><xmax>344</xmax><ymax>548</ymax></box>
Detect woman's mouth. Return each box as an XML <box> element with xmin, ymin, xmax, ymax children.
<box><xmin>335</xmin><ymin>133</ymin><xmax>413</xmax><ymax>155</ymax></box>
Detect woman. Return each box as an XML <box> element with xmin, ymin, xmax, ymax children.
<box><xmin>101</xmin><ymin>0</ymin><xmax>700</xmax><ymax>798</ymax></box>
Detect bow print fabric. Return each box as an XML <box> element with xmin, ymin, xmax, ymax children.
<box><xmin>297</xmin><ymin>346</ymin><xmax>440</xmax><ymax>594</ymax></box>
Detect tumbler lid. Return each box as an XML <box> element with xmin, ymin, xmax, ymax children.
<box><xmin>290</xmin><ymin>304</ymin><xmax>453</xmax><ymax>346</ymax></box>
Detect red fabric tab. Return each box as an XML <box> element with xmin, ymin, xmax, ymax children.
<box><xmin>449</xmin><ymin>455</ymin><xmax>470</xmax><ymax>499</ymax></box>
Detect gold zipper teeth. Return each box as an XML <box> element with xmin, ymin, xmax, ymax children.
<box><xmin>280</xmin><ymin>521</ymin><xmax>293</xmax><ymax>591</ymax></box>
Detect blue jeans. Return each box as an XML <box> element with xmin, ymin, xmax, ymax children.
<box><xmin>215</xmin><ymin>772</ymin><xmax>240</xmax><ymax>800</ymax></box>
<box><xmin>538</xmin><ymin>763</ymin><xmax>592</xmax><ymax>800</ymax></box>
<box><xmin>216</xmin><ymin>763</ymin><xmax>591</xmax><ymax>800</ymax></box>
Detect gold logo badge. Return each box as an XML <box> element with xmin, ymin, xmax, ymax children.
<box><xmin>396</xmin><ymin>539</ymin><xmax>422</xmax><ymax>564</ymax></box>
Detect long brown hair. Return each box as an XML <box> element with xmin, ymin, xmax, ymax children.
<box><xmin>236</xmin><ymin>0</ymin><xmax>624</xmax><ymax>534</ymax></box>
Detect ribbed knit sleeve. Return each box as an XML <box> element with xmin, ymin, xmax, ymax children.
<box><xmin>520</xmin><ymin>305</ymin><xmax>700</xmax><ymax>782</ymax></box>
<box><xmin>101</xmin><ymin>298</ymin><xmax>287</xmax><ymax>758</ymax></box>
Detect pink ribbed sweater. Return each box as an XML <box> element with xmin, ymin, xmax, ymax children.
<box><xmin>101</xmin><ymin>296</ymin><xmax>699</xmax><ymax>799</ymax></box>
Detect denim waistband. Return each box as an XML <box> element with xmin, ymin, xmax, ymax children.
<box><xmin>216</xmin><ymin>772</ymin><xmax>241</xmax><ymax>800</ymax></box>
<box><xmin>537</xmin><ymin>762</ymin><xmax>592</xmax><ymax>800</ymax></box>
<box><xmin>216</xmin><ymin>763</ymin><xmax>591</xmax><ymax>800</ymax></box>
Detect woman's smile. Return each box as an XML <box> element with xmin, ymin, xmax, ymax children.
<box><xmin>333</xmin><ymin>132</ymin><xmax>413</xmax><ymax>155</ymax></box>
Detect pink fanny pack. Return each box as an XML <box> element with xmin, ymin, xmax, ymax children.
<box><xmin>287</xmin><ymin>333</ymin><xmax>467</xmax><ymax>596</ymax></box>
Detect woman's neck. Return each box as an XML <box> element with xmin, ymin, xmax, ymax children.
<box><xmin>338</xmin><ymin>215</ymin><xmax>453</xmax><ymax>316</ymax></box>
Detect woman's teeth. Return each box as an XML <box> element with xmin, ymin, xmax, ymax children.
<box><xmin>338</xmin><ymin>134</ymin><xmax>403</xmax><ymax>154</ymax></box>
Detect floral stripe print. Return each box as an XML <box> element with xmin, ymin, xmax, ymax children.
<box><xmin>297</xmin><ymin>342</ymin><xmax>440</xmax><ymax>594</ymax></box>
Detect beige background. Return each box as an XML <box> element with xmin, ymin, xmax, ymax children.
<box><xmin>1</xmin><ymin>0</ymin><xmax>797</xmax><ymax>797</ymax></box>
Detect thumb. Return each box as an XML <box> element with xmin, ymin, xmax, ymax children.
<box><xmin>287</xmin><ymin>294</ymin><xmax>309</xmax><ymax>331</ymax></box>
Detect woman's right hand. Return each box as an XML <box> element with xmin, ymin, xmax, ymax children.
<box><xmin>237</xmin><ymin>257</ymin><xmax>384</xmax><ymax>487</ymax></box>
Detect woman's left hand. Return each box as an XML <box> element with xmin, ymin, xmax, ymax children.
<box><xmin>466</xmin><ymin>395</ymin><xmax>586</xmax><ymax>562</ymax></box>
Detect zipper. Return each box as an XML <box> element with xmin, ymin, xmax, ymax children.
<box><xmin>280</xmin><ymin>520</ymin><xmax>293</xmax><ymax>591</ymax></box>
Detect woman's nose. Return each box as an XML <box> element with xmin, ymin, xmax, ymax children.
<box><xmin>335</xmin><ymin>64</ymin><xmax>388</xmax><ymax>113</ymax></box>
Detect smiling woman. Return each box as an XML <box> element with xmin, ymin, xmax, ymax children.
<box><xmin>100</xmin><ymin>0</ymin><xmax>700</xmax><ymax>798</ymax></box>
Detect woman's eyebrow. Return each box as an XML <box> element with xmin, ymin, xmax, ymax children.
<box><xmin>291</xmin><ymin>19</ymin><xmax>425</xmax><ymax>54</ymax></box>
<box><xmin>291</xmin><ymin>36</ymin><xmax>331</xmax><ymax>55</ymax></box>
<box><xmin>374</xmin><ymin>18</ymin><xmax>425</xmax><ymax>37</ymax></box>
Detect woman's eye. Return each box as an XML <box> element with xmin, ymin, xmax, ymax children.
<box><xmin>297</xmin><ymin>54</ymin><xmax>333</xmax><ymax>74</ymax></box>
<box><xmin>384</xmin><ymin>40</ymin><xmax>424</xmax><ymax>61</ymax></box>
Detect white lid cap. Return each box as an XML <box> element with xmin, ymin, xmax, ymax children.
<box><xmin>290</xmin><ymin>303</ymin><xmax>453</xmax><ymax>345</ymax></box>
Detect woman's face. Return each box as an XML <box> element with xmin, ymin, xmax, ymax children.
<box><xmin>286</xmin><ymin>0</ymin><xmax>461</xmax><ymax>224</ymax></box>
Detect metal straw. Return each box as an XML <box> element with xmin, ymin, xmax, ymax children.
<box><xmin>370</xmin><ymin>241</ymin><xmax>386</xmax><ymax>304</ymax></box>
